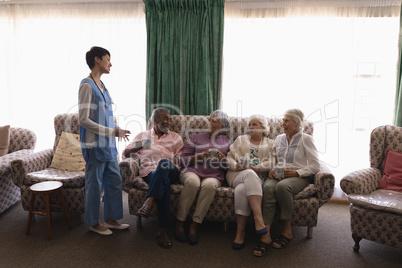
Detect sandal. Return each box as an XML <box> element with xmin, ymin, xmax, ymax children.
<box><xmin>272</xmin><ymin>234</ymin><xmax>292</xmax><ymax>249</ymax></box>
<box><xmin>253</xmin><ymin>240</ymin><xmax>271</xmax><ymax>257</ymax></box>
<box><xmin>134</xmin><ymin>204</ymin><xmax>150</xmax><ymax>218</ymax></box>
<box><xmin>157</xmin><ymin>232</ymin><xmax>172</xmax><ymax>249</ymax></box>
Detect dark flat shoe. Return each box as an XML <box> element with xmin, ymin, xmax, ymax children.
<box><xmin>188</xmin><ymin>234</ymin><xmax>198</xmax><ymax>245</ymax></box>
<box><xmin>232</xmin><ymin>241</ymin><xmax>245</xmax><ymax>250</ymax></box>
<box><xmin>175</xmin><ymin>231</ymin><xmax>187</xmax><ymax>242</ymax></box>
<box><xmin>256</xmin><ymin>227</ymin><xmax>268</xmax><ymax>235</ymax></box>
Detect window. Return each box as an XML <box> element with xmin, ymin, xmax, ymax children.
<box><xmin>222</xmin><ymin>17</ymin><xmax>399</xmax><ymax>189</ymax></box>
<box><xmin>0</xmin><ymin>4</ymin><xmax>148</xmax><ymax>153</ymax></box>
<box><xmin>1</xmin><ymin>3</ymin><xmax>400</xmax><ymax>193</ymax></box>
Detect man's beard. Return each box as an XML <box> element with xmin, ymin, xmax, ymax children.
<box><xmin>158</xmin><ymin>122</ymin><xmax>170</xmax><ymax>133</ymax></box>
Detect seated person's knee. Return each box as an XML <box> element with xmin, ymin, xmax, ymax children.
<box><xmin>158</xmin><ymin>158</ymin><xmax>173</xmax><ymax>169</ymax></box>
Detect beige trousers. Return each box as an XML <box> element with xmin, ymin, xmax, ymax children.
<box><xmin>176</xmin><ymin>172</ymin><xmax>221</xmax><ymax>224</ymax></box>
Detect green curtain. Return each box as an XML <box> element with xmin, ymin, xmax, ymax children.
<box><xmin>144</xmin><ymin>0</ymin><xmax>224</xmax><ymax>120</ymax></box>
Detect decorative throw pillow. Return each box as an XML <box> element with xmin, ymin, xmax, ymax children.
<box><xmin>379</xmin><ymin>149</ymin><xmax>402</xmax><ymax>192</ymax></box>
<box><xmin>0</xmin><ymin>125</ymin><xmax>10</xmax><ymax>156</ymax></box>
<box><xmin>50</xmin><ymin>132</ymin><xmax>85</xmax><ymax>172</ymax></box>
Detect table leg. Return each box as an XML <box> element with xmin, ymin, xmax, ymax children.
<box><xmin>26</xmin><ymin>193</ymin><xmax>36</xmax><ymax>235</ymax></box>
<box><xmin>45</xmin><ymin>193</ymin><xmax>52</xmax><ymax>240</ymax></box>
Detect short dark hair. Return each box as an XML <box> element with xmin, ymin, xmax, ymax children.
<box><xmin>85</xmin><ymin>46</ymin><xmax>110</xmax><ymax>70</ymax></box>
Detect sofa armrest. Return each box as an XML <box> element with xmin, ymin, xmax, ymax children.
<box><xmin>11</xmin><ymin>149</ymin><xmax>53</xmax><ymax>187</ymax></box>
<box><xmin>119</xmin><ymin>155</ymin><xmax>140</xmax><ymax>192</ymax></box>
<box><xmin>340</xmin><ymin>167</ymin><xmax>381</xmax><ymax>195</ymax></box>
<box><xmin>314</xmin><ymin>164</ymin><xmax>335</xmax><ymax>206</ymax></box>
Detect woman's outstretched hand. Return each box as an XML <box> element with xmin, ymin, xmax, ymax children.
<box><xmin>114</xmin><ymin>128</ymin><xmax>131</xmax><ymax>142</ymax></box>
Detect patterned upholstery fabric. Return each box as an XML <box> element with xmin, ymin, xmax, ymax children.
<box><xmin>8</xmin><ymin>127</ymin><xmax>37</xmax><ymax>153</ymax></box>
<box><xmin>11</xmin><ymin>114</ymin><xmax>85</xmax><ymax>214</ymax></box>
<box><xmin>350</xmin><ymin>205</ymin><xmax>402</xmax><ymax>248</ymax></box>
<box><xmin>122</xmin><ymin>115</ymin><xmax>334</xmax><ymax>235</ymax></box>
<box><xmin>340</xmin><ymin>125</ymin><xmax>402</xmax><ymax>250</ymax></box>
<box><xmin>0</xmin><ymin>128</ymin><xmax>36</xmax><ymax>214</ymax></box>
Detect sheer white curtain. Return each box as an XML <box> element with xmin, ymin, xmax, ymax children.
<box><xmin>222</xmin><ymin>1</ymin><xmax>401</xmax><ymax>195</ymax></box>
<box><xmin>225</xmin><ymin>0</ymin><xmax>401</xmax><ymax>17</ymax></box>
<box><xmin>0</xmin><ymin>3</ymin><xmax>147</xmax><ymax>153</ymax></box>
<box><xmin>1</xmin><ymin>1</ymin><xmax>401</xmax><ymax>197</ymax></box>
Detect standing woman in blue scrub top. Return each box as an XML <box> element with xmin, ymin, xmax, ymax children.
<box><xmin>78</xmin><ymin>46</ymin><xmax>131</xmax><ymax>235</ymax></box>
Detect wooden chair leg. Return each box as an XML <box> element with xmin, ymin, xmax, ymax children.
<box><xmin>223</xmin><ymin>221</ymin><xmax>229</xmax><ymax>232</ymax></box>
<box><xmin>352</xmin><ymin>233</ymin><xmax>362</xmax><ymax>252</ymax></box>
<box><xmin>58</xmin><ymin>189</ymin><xmax>72</xmax><ymax>229</ymax></box>
<box><xmin>307</xmin><ymin>226</ymin><xmax>313</xmax><ymax>239</ymax></box>
<box><xmin>137</xmin><ymin>215</ymin><xmax>142</xmax><ymax>228</ymax></box>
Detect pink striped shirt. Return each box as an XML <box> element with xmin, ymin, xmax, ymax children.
<box><xmin>124</xmin><ymin>128</ymin><xmax>184</xmax><ymax>178</ymax></box>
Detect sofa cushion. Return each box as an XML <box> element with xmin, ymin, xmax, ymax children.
<box><xmin>348</xmin><ymin>189</ymin><xmax>402</xmax><ymax>215</ymax></box>
<box><xmin>25</xmin><ymin>168</ymin><xmax>85</xmax><ymax>188</ymax></box>
<box><xmin>50</xmin><ymin>132</ymin><xmax>85</xmax><ymax>172</ymax></box>
<box><xmin>0</xmin><ymin>149</ymin><xmax>34</xmax><ymax>177</ymax></box>
<box><xmin>0</xmin><ymin>125</ymin><xmax>10</xmax><ymax>156</ymax></box>
<box><xmin>379</xmin><ymin>149</ymin><xmax>402</xmax><ymax>192</ymax></box>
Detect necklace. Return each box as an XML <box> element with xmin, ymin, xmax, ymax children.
<box><xmin>90</xmin><ymin>73</ymin><xmax>109</xmax><ymax>108</ymax></box>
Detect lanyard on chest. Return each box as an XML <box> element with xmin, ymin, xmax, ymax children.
<box><xmin>90</xmin><ymin>74</ymin><xmax>111</xmax><ymax>108</ymax></box>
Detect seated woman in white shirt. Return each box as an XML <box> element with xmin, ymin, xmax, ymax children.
<box><xmin>226</xmin><ymin>115</ymin><xmax>275</xmax><ymax>256</ymax></box>
<box><xmin>257</xmin><ymin>109</ymin><xmax>320</xmax><ymax>255</ymax></box>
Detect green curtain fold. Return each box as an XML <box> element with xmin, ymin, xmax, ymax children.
<box><xmin>144</xmin><ymin>0</ymin><xmax>224</xmax><ymax>120</ymax></box>
<box><xmin>395</xmin><ymin>6</ymin><xmax>402</xmax><ymax>127</ymax></box>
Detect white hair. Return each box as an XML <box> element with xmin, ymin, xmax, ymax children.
<box><xmin>210</xmin><ymin>110</ymin><xmax>230</xmax><ymax>128</ymax></box>
<box><xmin>248</xmin><ymin>114</ymin><xmax>269</xmax><ymax>137</ymax></box>
<box><xmin>151</xmin><ymin>107</ymin><xmax>170</xmax><ymax>123</ymax></box>
<box><xmin>285</xmin><ymin>109</ymin><xmax>304</xmax><ymax>128</ymax></box>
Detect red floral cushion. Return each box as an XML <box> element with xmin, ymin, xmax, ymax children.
<box><xmin>379</xmin><ymin>150</ymin><xmax>402</xmax><ymax>192</ymax></box>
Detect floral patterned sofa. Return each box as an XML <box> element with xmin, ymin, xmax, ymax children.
<box><xmin>0</xmin><ymin>127</ymin><xmax>36</xmax><ymax>214</ymax></box>
<box><xmin>340</xmin><ymin>125</ymin><xmax>402</xmax><ymax>251</ymax></box>
<box><xmin>11</xmin><ymin>114</ymin><xmax>85</xmax><ymax>215</ymax></box>
<box><xmin>120</xmin><ymin>115</ymin><xmax>335</xmax><ymax>238</ymax></box>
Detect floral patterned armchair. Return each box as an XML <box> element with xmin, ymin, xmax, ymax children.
<box><xmin>120</xmin><ymin>115</ymin><xmax>335</xmax><ymax>237</ymax></box>
<box><xmin>0</xmin><ymin>127</ymin><xmax>36</xmax><ymax>214</ymax></box>
<box><xmin>340</xmin><ymin>125</ymin><xmax>402</xmax><ymax>251</ymax></box>
<box><xmin>11</xmin><ymin>114</ymin><xmax>85</xmax><ymax>215</ymax></box>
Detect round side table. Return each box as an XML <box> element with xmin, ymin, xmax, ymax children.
<box><xmin>26</xmin><ymin>181</ymin><xmax>72</xmax><ymax>240</ymax></box>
